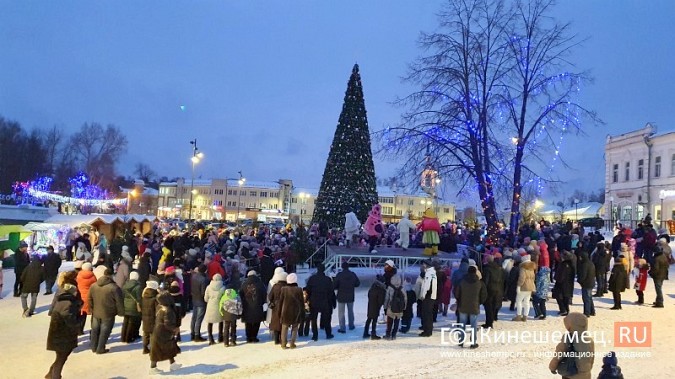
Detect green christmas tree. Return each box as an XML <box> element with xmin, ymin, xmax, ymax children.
<box><xmin>312</xmin><ymin>64</ymin><xmax>378</xmax><ymax>228</ymax></box>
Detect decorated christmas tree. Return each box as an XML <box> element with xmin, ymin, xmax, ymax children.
<box><xmin>312</xmin><ymin>64</ymin><xmax>378</xmax><ymax>228</ymax></box>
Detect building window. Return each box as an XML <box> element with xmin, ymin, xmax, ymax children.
<box><xmin>612</xmin><ymin>164</ymin><xmax>618</xmax><ymax>183</ymax></box>
<box><xmin>227</xmin><ymin>201</ymin><xmax>236</xmax><ymax>207</ymax></box>
<box><xmin>671</xmin><ymin>154</ymin><xmax>675</xmax><ymax>176</ymax></box>
<box><xmin>655</xmin><ymin>156</ymin><xmax>661</xmax><ymax>178</ymax></box>
<box><xmin>379</xmin><ymin>197</ymin><xmax>394</xmax><ymax>204</ymax></box>
<box><xmin>396</xmin><ymin>209</ymin><xmax>402</xmax><ymax>216</ymax></box>
<box><xmin>259</xmin><ymin>191</ymin><xmax>267</xmax><ymax>198</ymax></box>
<box><xmin>444</xmin><ymin>208</ymin><xmax>450</xmax><ymax>213</ymax></box>
<box><xmin>249</xmin><ymin>191</ymin><xmax>257</xmax><ymax>197</ymax></box>
<box><xmin>260</xmin><ymin>203</ymin><xmax>267</xmax><ymax>209</ymax></box>
<box><xmin>248</xmin><ymin>202</ymin><xmax>255</xmax><ymax>208</ymax></box>
<box><xmin>637</xmin><ymin>159</ymin><xmax>644</xmax><ymax>180</ymax></box>
<box><xmin>408</xmin><ymin>199</ymin><xmax>414</xmax><ymax>206</ymax></box>
<box><xmin>291</xmin><ymin>197</ymin><xmax>298</xmax><ymax>203</ymax></box>
<box><xmin>624</xmin><ymin>162</ymin><xmax>630</xmax><ymax>181</ymax></box>
<box><xmin>382</xmin><ymin>206</ymin><xmax>393</xmax><ymax>215</ymax></box>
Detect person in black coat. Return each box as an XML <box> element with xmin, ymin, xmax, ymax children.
<box><xmin>149</xmin><ymin>292</ymin><xmax>181</xmax><ymax>374</ymax></box>
<box><xmin>240</xmin><ymin>270</ymin><xmax>267</xmax><ymax>343</ymax></box>
<box><xmin>259</xmin><ymin>251</ymin><xmax>275</xmax><ymax>289</ymax></box>
<box><xmin>553</xmin><ymin>252</ymin><xmax>575</xmax><ymax>316</ymax></box>
<box><xmin>13</xmin><ymin>242</ymin><xmax>31</xmax><ymax>296</ymax></box>
<box><xmin>305</xmin><ymin>263</ymin><xmax>336</xmax><ymax>341</ymax></box>
<box><xmin>364</xmin><ymin>275</ymin><xmax>386</xmax><ymax>339</ymax></box>
<box><xmin>482</xmin><ymin>255</ymin><xmax>504</xmax><ymax>329</ymax></box>
<box><xmin>43</xmin><ymin>246</ymin><xmax>62</xmax><ymax>295</ymax></box>
<box><xmin>21</xmin><ymin>256</ymin><xmax>45</xmax><ymax>317</ymax></box>
<box><xmin>592</xmin><ymin>243</ymin><xmax>610</xmax><ymax>297</ymax></box>
<box><xmin>506</xmin><ymin>260</ymin><xmax>520</xmax><ymax>311</ymax></box>
<box><xmin>609</xmin><ymin>257</ymin><xmax>628</xmax><ymax>310</ymax></box>
<box><xmin>137</xmin><ymin>252</ymin><xmax>152</xmax><ymax>289</ymax></box>
<box><xmin>45</xmin><ymin>283</ymin><xmax>82</xmax><ymax>379</ymax></box>
<box><xmin>334</xmin><ymin>262</ymin><xmax>361</xmax><ymax>333</ymax></box>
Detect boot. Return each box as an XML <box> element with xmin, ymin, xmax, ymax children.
<box><xmin>208</xmin><ymin>324</ymin><xmax>215</xmax><ymax>345</ymax></box>
<box><xmin>511</xmin><ymin>315</ymin><xmax>522</xmax><ymax>322</ymax></box>
<box><xmin>218</xmin><ymin>323</ymin><xmax>223</xmax><ymax>343</ymax></box>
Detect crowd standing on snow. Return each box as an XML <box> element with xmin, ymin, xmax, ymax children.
<box><xmin>4</xmin><ymin>208</ymin><xmax>666</xmax><ymax>378</ymax></box>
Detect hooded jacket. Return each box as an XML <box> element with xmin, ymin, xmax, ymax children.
<box><xmin>20</xmin><ymin>260</ymin><xmax>44</xmax><ymax>294</ymax></box>
<box><xmin>421</xmin><ymin>267</ymin><xmax>438</xmax><ymax>300</ymax></box>
<box><xmin>454</xmin><ymin>272</ymin><xmax>487</xmax><ymax>315</ymax></box>
<box><xmin>609</xmin><ymin>261</ymin><xmax>627</xmax><ymax>293</ymax></box>
<box><xmin>141</xmin><ymin>287</ymin><xmax>158</xmax><ymax>333</ymax></box>
<box><xmin>204</xmin><ymin>277</ymin><xmax>225</xmax><ymax>324</ymax></box>
<box><xmin>549</xmin><ymin>312</ymin><xmax>595</xmax><ymax>379</ymax></box>
<box><xmin>76</xmin><ymin>269</ymin><xmax>97</xmax><ymax>315</ymax></box>
<box><xmin>517</xmin><ymin>259</ymin><xmax>537</xmax><ymax>292</ymax></box>
<box><xmin>122</xmin><ymin>279</ymin><xmax>142</xmax><ymax>316</ymax></box>
<box><xmin>367</xmin><ymin>280</ymin><xmax>387</xmax><ymax>318</ymax></box>
<box><xmin>47</xmin><ymin>291</ymin><xmax>82</xmax><ymax>353</ymax></box>
<box><xmin>577</xmin><ymin>251</ymin><xmax>596</xmax><ymax>289</ymax></box>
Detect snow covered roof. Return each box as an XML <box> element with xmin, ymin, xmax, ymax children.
<box><xmin>119</xmin><ymin>186</ymin><xmax>159</xmax><ymax>196</ymax></box>
<box><xmin>44</xmin><ymin>214</ymin><xmax>157</xmax><ymax>227</ymax></box>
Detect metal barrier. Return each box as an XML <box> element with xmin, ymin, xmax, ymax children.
<box><xmin>304</xmin><ymin>240</ymin><xmax>329</xmax><ymax>269</ymax></box>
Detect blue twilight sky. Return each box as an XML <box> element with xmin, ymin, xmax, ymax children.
<box><xmin>1</xmin><ymin>1</ymin><xmax>674</xmax><ymax>207</ymax></box>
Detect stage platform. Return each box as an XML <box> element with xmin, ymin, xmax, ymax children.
<box><xmin>322</xmin><ymin>245</ymin><xmax>469</xmax><ymax>274</ymax></box>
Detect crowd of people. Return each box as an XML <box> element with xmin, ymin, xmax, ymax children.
<box><xmin>4</xmin><ymin>211</ymin><xmax>666</xmax><ymax>378</ymax></box>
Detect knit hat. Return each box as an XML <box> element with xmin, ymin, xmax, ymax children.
<box><xmin>74</xmin><ymin>260</ymin><xmax>84</xmax><ymax>269</ymax></box>
<box><xmin>468</xmin><ymin>259</ymin><xmax>476</xmax><ymax>266</ymax></box>
<box><xmin>121</xmin><ymin>251</ymin><xmax>132</xmax><ymax>261</ymax></box>
<box><xmin>129</xmin><ymin>271</ymin><xmax>139</xmax><ymax>281</ymax></box>
<box><xmin>146</xmin><ymin>281</ymin><xmax>159</xmax><ymax>290</ymax></box>
<box><xmin>274</xmin><ymin>267</ymin><xmax>284</xmax><ymax>275</ymax></box>
<box><xmin>287</xmin><ymin>273</ymin><xmax>298</xmax><ymax>284</ymax></box>
<box><xmin>82</xmin><ymin>262</ymin><xmax>93</xmax><ymax>271</ymax></box>
<box><xmin>385</xmin><ymin>259</ymin><xmax>395</xmax><ymax>267</ymax></box>
<box><xmin>278</xmin><ymin>272</ymin><xmax>288</xmax><ymax>282</ymax></box>
<box><xmin>213</xmin><ymin>273</ymin><xmax>222</xmax><ymax>282</ymax></box>
<box><xmin>521</xmin><ymin>254</ymin><xmax>531</xmax><ymax>263</ymax></box>
<box><xmin>247</xmin><ymin>270</ymin><xmax>258</xmax><ymax>277</ymax></box>
<box><xmin>93</xmin><ymin>265</ymin><xmax>107</xmax><ymax>280</ymax></box>
<box><xmin>188</xmin><ymin>248</ymin><xmax>197</xmax><ymax>256</ymax></box>
<box><xmin>165</xmin><ymin>266</ymin><xmax>176</xmax><ymax>275</ymax></box>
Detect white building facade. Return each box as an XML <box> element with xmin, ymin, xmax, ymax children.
<box><xmin>605</xmin><ymin>123</ymin><xmax>675</xmax><ymax>229</ymax></box>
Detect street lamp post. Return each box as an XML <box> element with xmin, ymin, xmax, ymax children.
<box><xmin>609</xmin><ymin>196</ymin><xmax>614</xmax><ymax>231</ymax></box>
<box><xmin>188</xmin><ymin>139</ymin><xmax>204</xmax><ymax>223</ymax></box>
<box><xmin>574</xmin><ymin>198</ymin><xmax>580</xmax><ymax>221</ymax></box>
<box><xmin>236</xmin><ymin>171</ymin><xmax>245</xmax><ymax>222</ymax></box>
<box><xmin>660</xmin><ymin>191</ymin><xmax>666</xmax><ymax>229</ymax></box>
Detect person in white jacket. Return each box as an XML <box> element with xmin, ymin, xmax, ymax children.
<box><xmin>419</xmin><ymin>261</ymin><xmax>437</xmax><ymax>337</ymax></box>
<box><xmin>396</xmin><ymin>213</ymin><xmax>416</xmax><ymax>250</ymax></box>
<box><xmin>344</xmin><ymin>211</ymin><xmax>361</xmax><ymax>248</ymax></box>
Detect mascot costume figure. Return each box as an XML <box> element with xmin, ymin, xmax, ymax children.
<box><xmin>364</xmin><ymin>204</ymin><xmax>384</xmax><ymax>253</ymax></box>
<box><xmin>419</xmin><ymin>208</ymin><xmax>441</xmax><ymax>256</ymax></box>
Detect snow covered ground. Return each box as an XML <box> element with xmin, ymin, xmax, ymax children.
<box><xmin>1</xmin><ymin>261</ymin><xmax>675</xmax><ymax>379</ymax></box>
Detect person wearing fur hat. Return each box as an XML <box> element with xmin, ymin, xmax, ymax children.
<box><xmin>240</xmin><ymin>270</ymin><xmax>267</xmax><ymax>343</ymax></box>
<box><xmin>597</xmin><ymin>351</ymin><xmax>624</xmax><ymax>379</ymax></box>
<box><xmin>121</xmin><ymin>271</ymin><xmax>142</xmax><ymax>343</ymax></box>
<box><xmin>268</xmin><ymin>271</ymin><xmax>288</xmax><ymax>344</ymax></box>
<box><xmin>219</xmin><ymin>288</ymin><xmax>242</xmax><ymax>346</ymax></box>
<box><xmin>548</xmin><ymin>312</ymin><xmax>595</xmax><ymax>379</ymax></box>
<box><xmin>141</xmin><ymin>278</ymin><xmax>159</xmax><ymax>354</ymax></box>
<box><xmin>608</xmin><ymin>255</ymin><xmax>627</xmax><ymax>310</ymax></box>
<box><xmin>45</xmin><ymin>283</ymin><xmax>82</xmax><ymax>379</ymax></box>
<box><xmin>278</xmin><ymin>273</ymin><xmax>304</xmax><ymax>348</ymax></box>
<box><xmin>149</xmin><ymin>292</ymin><xmax>182</xmax><ymax>374</ymax></box>
<box><xmin>512</xmin><ymin>254</ymin><xmax>536</xmax><ymax>322</ymax></box>
<box><xmin>334</xmin><ymin>261</ymin><xmax>361</xmax><ymax>333</ymax></box>
<box><xmin>204</xmin><ymin>273</ymin><xmax>225</xmax><ymax>345</ymax></box>
<box><xmin>305</xmin><ymin>263</ymin><xmax>336</xmax><ymax>340</ymax></box>
<box><xmin>633</xmin><ymin>258</ymin><xmax>649</xmax><ymax>305</ymax></box>
<box><xmin>20</xmin><ymin>255</ymin><xmax>44</xmax><ymax>317</ymax></box>
<box><xmin>88</xmin><ymin>267</ymin><xmax>124</xmax><ymax>354</ymax></box>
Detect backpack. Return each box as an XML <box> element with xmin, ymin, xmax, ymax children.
<box><xmin>390</xmin><ymin>286</ymin><xmax>405</xmax><ymax>313</ymax></box>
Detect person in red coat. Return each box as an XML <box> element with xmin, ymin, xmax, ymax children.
<box><xmin>634</xmin><ymin>259</ymin><xmax>649</xmax><ymax>305</ymax></box>
<box><xmin>439</xmin><ymin>267</ymin><xmax>452</xmax><ymax>316</ymax></box>
<box><xmin>207</xmin><ymin>254</ymin><xmax>226</xmax><ymax>281</ymax></box>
